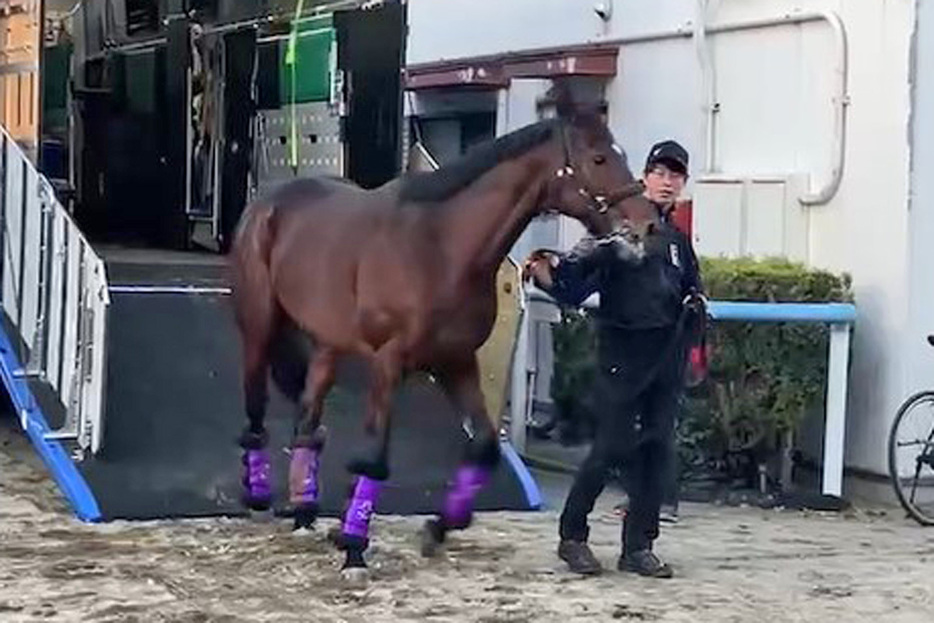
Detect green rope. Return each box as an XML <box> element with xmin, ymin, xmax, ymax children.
<box><xmin>285</xmin><ymin>0</ymin><xmax>305</xmax><ymax>171</ymax></box>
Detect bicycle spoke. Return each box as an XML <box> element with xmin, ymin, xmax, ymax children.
<box><xmin>909</xmin><ymin>459</ymin><xmax>924</xmax><ymax>506</ymax></box>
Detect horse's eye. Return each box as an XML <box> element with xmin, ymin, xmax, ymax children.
<box><xmin>594</xmin><ymin>154</ymin><xmax>606</xmax><ymax>165</ymax></box>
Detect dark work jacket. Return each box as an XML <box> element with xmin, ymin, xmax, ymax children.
<box><xmin>546</xmin><ymin>210</ymin><xmax>703</xmax><ymax>332</ymax></box>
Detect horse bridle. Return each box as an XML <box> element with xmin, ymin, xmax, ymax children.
<box><xmin>552</xmin><ymin>122</ymin><xmax>646</xmax><ymax>214</ymax></box>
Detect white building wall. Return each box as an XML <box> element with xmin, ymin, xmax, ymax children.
<box><xmin>904</xmin><ymin>0</ymin><xmax>934</xmax><ymax>473</ymax></box>
<box><xmin>406</xmin><ymin>0</ymin><xmax>918</xmax><ymax>478</ymax></box>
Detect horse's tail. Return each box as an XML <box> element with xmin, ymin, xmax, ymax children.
<box><xmin>230</xmin><ymin>199</ymin><xmax>311</xmax><ymax>405</ymax></box>
<box><xmin>229</xmin><ymin>199</ymin><xmax>276</xmax><ymax>326</ymax></box>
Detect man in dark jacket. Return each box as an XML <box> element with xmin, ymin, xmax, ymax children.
<box><xmin>525</xmin><ymin>140</ymin><xmax>705</xmax><ymax>579</ymax></box>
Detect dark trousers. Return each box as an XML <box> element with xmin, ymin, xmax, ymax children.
<box><xmin>661</xmin><ymin>435</ymin><xmax>680</xmax><ymax>509</ymax></box>
<box><xmin>559</xmin><ymin>326</ymin><xmax>685</xmax><ymax>554</ymax></box>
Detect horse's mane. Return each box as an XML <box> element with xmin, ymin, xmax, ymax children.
<box><xmin>398</xmin><ymin>118</ymin><xmax>560</xmax><ymax>203</ymax></box>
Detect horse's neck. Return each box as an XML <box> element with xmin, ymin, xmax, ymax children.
<box><xmin>438</xmin><ymin>150</ymin><xmax>553</xmax><ymax>285</ymax></box>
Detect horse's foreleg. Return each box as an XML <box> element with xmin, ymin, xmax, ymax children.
<box><xmin>421</xmin><ymin>356</ymin><xmax>501</xmax><ymax>557</ymax></box>
<box><xmin>335</xmin><ymin>340</ymin><xmax>402</xmax><ymax>575</ymax></box>
<box><xmin>347</xmin><ymin>340</ymin><xmax>402</xmax><ymax>481</ymax></box>
<box><xmin>289</xmin><ymin>347</ymin><xmax>336</xmax><ymax>531</ymax></box>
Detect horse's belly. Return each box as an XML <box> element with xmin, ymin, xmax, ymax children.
<box><xmin>419</xmin><ymin>308</ymin><xmax>496</xmax><ymax>364</ymax></box>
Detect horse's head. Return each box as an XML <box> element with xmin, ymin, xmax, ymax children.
<box><xmin>541</xmin><ymin>87</ymin><xmax>659</xmax><ymax>256</ymax></box>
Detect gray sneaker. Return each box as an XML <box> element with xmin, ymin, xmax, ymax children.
<box><xmin>618</xmin><ymin>549</ymin><xmax>674</xmax><ymax>578</ymax></box>
<box><xmin>558</xmin><ymin>540</ymin><xmax>603</xmax><ymax>575</ymax></box>
<box><xmin>659</xmin><ymin>504</ymin><xmax>679</xmax><ymax>524</ymax></box>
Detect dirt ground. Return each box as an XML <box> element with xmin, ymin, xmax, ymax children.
<box><xmin>2</xmin><ymin>420</ymin><xmax>934</xmax><ymax>623</ymax></box>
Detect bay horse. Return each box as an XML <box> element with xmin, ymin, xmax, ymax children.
<box><xmin>228</xmin><ymin>92</ymin><xmax>658</xmax><ymax>577</ymax></box>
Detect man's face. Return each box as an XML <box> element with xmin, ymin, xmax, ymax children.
<box><xmin>643</xmin><ymin>161</ymin><xmax>687</xmax><ymax>206</ymax></box>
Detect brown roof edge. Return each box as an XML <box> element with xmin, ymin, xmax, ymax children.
<box><xmin>405</xmin><ymin>63</ymin><xmax>508</xmax><ymax>91</ymax></box>
<box><xmin>405</xmin><ymin>42</ymin><xmax>619</xmax><ymax>90</ymax></box>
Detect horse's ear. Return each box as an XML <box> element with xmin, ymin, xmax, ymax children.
<box><xmin>552</xmin><ymin>82</ymin><xmax>577</xmax><ymax>120</ymax></box>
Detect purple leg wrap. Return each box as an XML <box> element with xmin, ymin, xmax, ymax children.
<box><xmin>442</xmin><ymin>464</ymin><xmax>491</xmax><ymax>529</ymax></box>
<box><xmin>289</xmin><ymin>447</ymin><xmax>320</xmax><ymax>505</ymax></box>
<box><xmin>241</xmin><ymin>448</ymin><xmax>272</xmax><ymax>505</ymax></box>
<box><xmin>341</xmin><ymin>476</ymin><xmax>381</xmax><ymax>540</ymax></box>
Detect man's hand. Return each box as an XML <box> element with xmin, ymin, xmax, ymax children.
<box><xmin>523</xmin><ymin>250</ymin><xmax>560</xmax><ymax>290</ymax></box>
<box><xmin>682</xmin><ymin>290</ymin><xmax>709</xmax><ymax>318</ymax></box>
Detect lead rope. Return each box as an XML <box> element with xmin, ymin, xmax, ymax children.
<box><xmin>286</xmin><ymin>0</ymin><xmax>305</xmax><ymax>174</ymax></box>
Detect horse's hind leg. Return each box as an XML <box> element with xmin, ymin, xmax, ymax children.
<box><xmin>231</xmin><ymin>202</ymin><xmax>280</xmax><ymax>512</ymax></box>
<box><xmin>288</xmin><ymin>347</ymin><xmax>336</xmax><ymax>531</ymax></box>
<box><xmin>421</xmin><ymin>356</ymin><xmax>501</xmax><ymax>557</ymax></box>
<box><xmin>237</xmin><ymin>314</ymin><xmax>276</xmax><ymax>512</ymax></box>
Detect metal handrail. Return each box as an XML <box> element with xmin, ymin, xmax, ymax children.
<box><xmin>0</xmin><ymin>126</ymin><xmax>109</xmax><ymax>457</ymax></box>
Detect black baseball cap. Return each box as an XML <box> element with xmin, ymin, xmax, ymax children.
<box><xmin>645</xmin><ymin>139</ymin><xmax>689</xmax><ymax>175</ymax></box>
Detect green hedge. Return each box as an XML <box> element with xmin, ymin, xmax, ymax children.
<box><xmin>550</xmin><ymin>256</ymin><xmax>853</xmax><ymax>486</ymax></box>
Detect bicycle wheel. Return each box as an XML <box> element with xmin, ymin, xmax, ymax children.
<box><xmin>888</xmin><ymin>390</ymin><xmax>934</xmax><ymax>526</ymax></box>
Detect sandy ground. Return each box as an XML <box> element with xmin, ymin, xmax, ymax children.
<box><xmin>2</xmin><ymin>420</ymin><xmax>934</xmax><ymax>623</ymax></box>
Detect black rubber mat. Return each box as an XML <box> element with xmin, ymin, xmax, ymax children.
<box><xmin>75</xmin><ymin>258</ymin><xmax>538</xmax><ymax>520</ymax></box>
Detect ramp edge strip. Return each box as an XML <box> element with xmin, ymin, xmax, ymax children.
<box><xmin>0</xmin><ymin>325</ymin><xmax>103</xmax><ymax>522</ymax></box>
<box><xmin>108</xmin><ymin>286</ymin><xmax>233</xmax><ymax>295</ymax></box>
<box><xmin>500</xmin><ymin>440</ymin><xmax>543</xmax><ymax>510</ymax></box>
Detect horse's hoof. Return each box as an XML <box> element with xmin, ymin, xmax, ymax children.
<box><xmin>340</xmin><ymin>566</ymin><xmax>370</xmax><ymax>585</ymax></box>
<box><xmin>346</xmin><ymin>457</ymin><xmax>390</xmax><ymax>481</ymax></box>
<box><xmin>242</xmin><ymin>495</ymin><xmax>272</xmax><ymax>513</ymax></box>
<box><xmin>292</xmin><ymin>504</ymin><xmax>318</xmax><ymax>531</ymax></box>
<box><xmin>420</xmin><ymin>519</ymin><xmax>446</xmax><ymax>558</ymax></box>
<box><xmin>340</xmin><ymin>547</ymin><xmax>368</xmax><ymax>582</ymax></box>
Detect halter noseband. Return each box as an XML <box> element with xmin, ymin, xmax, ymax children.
<box><xmin>553</xmin><ymin>122</ymin><xmax>645</xmax><ymax>214</ymax></box>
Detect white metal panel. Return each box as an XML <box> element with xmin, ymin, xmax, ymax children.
<box><xmin>712</xmin><ymin>24</ymin><xmax>834</xmax><ymax>176</ymax></box>
<box><xmin>78</xmin><ymin>248</ymin><xmax>94</xmax><ymax>450</ymax></box>
<box><xmin>46</xmin><ymin>207</ymin><xmax>66</xmax><ymax>393</ymax></box>
<box><xmin>822</xmin><ymin>324</ymin><xmax>852</xmax><ymax>496</ymax></box>
<box><xmin>744</xmin><ymin>180</ymin><xmax>786</xmax><ymax>258</ymax></box>
<box><xmin>509</xmin><ymin>296</ymin><xmax>531</xmax><ymax>453</ymax></box>
<box><xmin>58</xmin><ymin>221</ymin><xmax>82</xmax><ymax>424</ymax></box>
<box><xmin>19</xmin><ymin>169</ymin><xmax>41</xmax><ymax>355</ymax></box>
<box><xmin>255</xmin><ymin>102</ymin><xmax>342</xmax><ymax>189</ymax></box>
<box><xmin>84</xmin><ymin>256</ymin><xmax>108</xmax><ymax>454</ymax></box>
<box><xmin>692</xmin><ymin>179</ymin><xmax>744</xmax><ymax>257</ymax></box>
<box><xmin>694</xmin><ymin>175</ymin><xmax>812</xmax><ymax>262</ymax></box>
<box><xmin>2</xmin><ymin>140</ymin><xmax>23</xmax><ymax>321</ymax></box>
